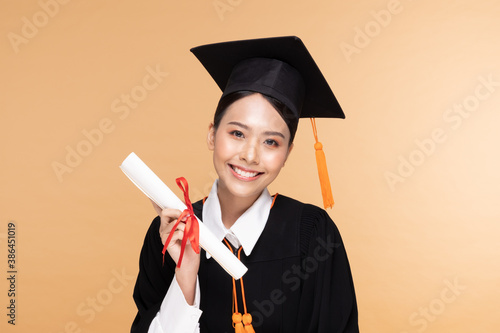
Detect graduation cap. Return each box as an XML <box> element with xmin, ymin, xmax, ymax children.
<box><xmin>190</xmin><ymin>36</ymin><xmax>344</xmax><ymax>120</ymax></box>
<box><xmin>191</xmin><ymin>36</ymin><xmax>344</xmax><ymax>209</ymax></box>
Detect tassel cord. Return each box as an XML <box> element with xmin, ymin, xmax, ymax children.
<box><xmin>224</xmin><ymin>239</ymin><xmax>255</xmax><ymax>332</ymax></box>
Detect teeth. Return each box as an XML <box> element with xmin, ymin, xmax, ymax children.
<box><xmin>232</xmin><ymin>166</ymin><xmax>258</xmax><ymax>178</ymax></box>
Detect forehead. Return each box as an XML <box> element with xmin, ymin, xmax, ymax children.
<box><xmin>222</xmin><ymin>94</ymin><xmax>288</xmax><ymax>130</ymax></box>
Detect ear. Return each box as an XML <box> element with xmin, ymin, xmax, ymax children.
<box><xmin>207</xmin><ymin>123</ymin><xmax>215</xmax><ymax>151</ymax></box>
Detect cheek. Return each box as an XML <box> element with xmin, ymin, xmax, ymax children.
<box><xmin>213</xmin><ymin>136</ymin><xmax>236</xmax><ymax>161</ymax></box>
<box><xmin>262</xmin><ymin>150</ymin><xmax>288</xmax><ymax>171</ymax></box>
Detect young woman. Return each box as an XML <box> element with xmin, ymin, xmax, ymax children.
<box><xmin>131</xmin><ymin>36</ymin><xmax>358</xmax><ymax>333</ymax></box>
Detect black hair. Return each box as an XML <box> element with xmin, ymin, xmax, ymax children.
<box><xmin>212</xmin><ymin>91</ymin><xmax>299</xmax><ymax>145</ymax></box>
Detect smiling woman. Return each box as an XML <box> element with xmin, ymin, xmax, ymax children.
<box><xmin>208</xmin><ymin>93</ymin><xmax>294</xmax><ymax>221</ymax></box>
<box><xmin>131</xmin><ymin>36</ymin><xmax>359</xmax><ymax>333</ymax></box>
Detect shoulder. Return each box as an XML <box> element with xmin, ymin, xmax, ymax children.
<box><xmin>274</xmin><ymin>194</ymin><xmax>342</xmax><ymax>253</ymax></box>
<box><xmin>274</xmin><ymin>194</ymin><xmax>336</xmax><ymax>227</ymax></box>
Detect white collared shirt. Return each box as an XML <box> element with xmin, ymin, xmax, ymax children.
<box><xmin>148</xmin><ymin>180</ymin><xmax>273</xmax><ymax>333</ymax></box>
<box><xmin>202</xmin><ymin>179</ymin><xmax>273</xmax><ymax>254</ymax></box>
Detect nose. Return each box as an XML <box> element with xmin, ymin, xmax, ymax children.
<box><xmin>239</xmin><ymin>140</ymin><xmax>259</xmax><ymax>164</ymax></box>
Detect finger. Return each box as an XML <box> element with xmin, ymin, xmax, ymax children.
<box><xmin>165</xmin><ymin>220</ymin><xmax>186</xmax><ymax>234</ymax></box>
<box><xmin>161</xmin><ymin>229</ymin><xmax>185</xmax><ymax>246</ymax></box>
<box><xmin>159</xmin><ymin>209</ymin><xmax>184</xmax><ymax>232</ymax></box>
<box><xmin>159</xmin><ymin>208</ymin><xmax>183</xmax><ymax>221</ymax></box>
<box><xmin>161</xmin><ymin>221</ymin><xmax>186</xmax><ymax>238</ymax></box>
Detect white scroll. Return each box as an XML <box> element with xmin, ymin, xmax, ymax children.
<box><xmin>120</xmin><ymin>152</ymin><xmax>248</xmax><ymax>280</ymax></box>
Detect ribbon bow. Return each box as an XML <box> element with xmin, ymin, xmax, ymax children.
<box><xmin>162</xmin><ymin>177</ymin><xmax>200</xmax><ymax>268</ymax></box>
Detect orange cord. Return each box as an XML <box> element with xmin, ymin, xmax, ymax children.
<box><xmin>311</xmin><ymin>118</ymin><xmax>319</xmax><ymax>143</ymax></box>
<box><xmin>224</xmin><ymin>239</ymin><xmax>254</xmax><ymax>332</ymax></box>
<box><xmin>237</xmin><ymin>247</ymin><xmax>248</xmax><ymax>314</ymax></box>
<box><xmin>224</xmin><ymin>239</ymin><xmax>239</xmax><ymax>315</ymax></box>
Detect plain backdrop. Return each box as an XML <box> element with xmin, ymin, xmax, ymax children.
<box><xmin>1</xmin><ymin>0</ymin><xmax>499</xmax><ymax>332</ymax></box>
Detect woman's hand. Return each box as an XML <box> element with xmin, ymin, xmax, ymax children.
<box><xmin>151</xmin><ymin>200</ymin><xmax>200</xmax><ymax>305</ymax></box>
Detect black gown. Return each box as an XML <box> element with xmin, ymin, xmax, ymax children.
<box><xmin>131</xmin><ymin>195</ymin><xmax>359</xmax><ymax>333</ymax></box>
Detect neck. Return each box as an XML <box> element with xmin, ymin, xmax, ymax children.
<box><xmin>217</xmin><ymin>187</ymin><xmax>261</xmax><ymax>229</ymax></box>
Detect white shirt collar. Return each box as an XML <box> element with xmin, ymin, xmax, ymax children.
<box><xmin>202</xmin><ymin>180</ymin><xmax>273</xmax><ymax>258</ymax></box>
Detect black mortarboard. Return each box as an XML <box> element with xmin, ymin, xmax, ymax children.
<box><xmin>190</xmin><ymin>36</ymin><xmax>345</xmax><ymax>120</ymax></box>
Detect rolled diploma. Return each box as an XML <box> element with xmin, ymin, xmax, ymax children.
<box><xmin>120</xmin><ymin>152</ymin><xmax>248</xmax><ymax>280</ymax></box>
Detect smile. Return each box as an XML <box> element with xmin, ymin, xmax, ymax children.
<box><xmin>229</xmin><ymin>164</ymin><xmax>263</xmax><ymax>180</ymax></box>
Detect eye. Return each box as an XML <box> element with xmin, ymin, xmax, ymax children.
<box><xmin>264</xmin><ymin>139</ymin><xmax>279</xmax><ymax>147</ymax></box>
<box><xmin>230</xmin><ymin>130</ymin><xmax>244</xmax><ymax>138</ymax></box>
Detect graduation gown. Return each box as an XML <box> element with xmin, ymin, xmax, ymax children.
<box><xmin>131</xmin><ymin>195</ymin><xmax>358</xmax><ymax>333</ymax></box>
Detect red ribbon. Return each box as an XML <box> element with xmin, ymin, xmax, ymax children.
<box><xmin>162</xmin><ymin>177</ymin><xmax>200</xmax><ymax>268</ymax></box>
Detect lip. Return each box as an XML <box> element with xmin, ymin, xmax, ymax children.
<box><xmin>228</xmin><ymin>164</ymin><xmax>263</xmax><ymax>181</ymax></box>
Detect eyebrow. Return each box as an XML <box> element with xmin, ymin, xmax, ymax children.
<box><xmin>227</xmin><ymin>121</ymin><xmax>286</xmax><ymax>139</ymax></box>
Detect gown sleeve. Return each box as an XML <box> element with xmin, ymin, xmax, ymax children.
<box><xmin>147</xmin><ymin>275</ymin><xmax>202</xmax><ymax>333</ymax></box>
<box><xmin>296</xmin><ymin>204</ymin><xmax>359</xmax><ymax>333</ymax></box>
<box><xmin>131</xmin><ymin>216</ymin><xmax>177</xmax><ymax>333</ymax></box>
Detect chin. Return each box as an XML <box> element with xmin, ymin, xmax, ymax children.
<box><xmin>219</xmin><ymin>176</ymin><xmax>268</xmax><ymax>200</ymax></box>
<box><xmin>228</xmin><ymin>183</ymin><xmax>264</xmax><ymax>199</ymax></box>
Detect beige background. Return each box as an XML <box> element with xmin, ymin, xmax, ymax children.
<box><xmin>1</xmin><ymin>0</ymin><xmax>500</xmax><ymax>332</ymax></box>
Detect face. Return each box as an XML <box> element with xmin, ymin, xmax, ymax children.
<box><xmin>207</xmin><ymin>93</ymin><xmax>294</xmax><ymax>203</ymax></box>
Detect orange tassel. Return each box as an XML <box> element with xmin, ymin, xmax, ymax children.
<box><xmin>235</xmin><ymin>323</ymin><xmax>245</xmax><ymax>333</ymax></box>
<box><xmin>311</xmin><ymin>118</ymin><xmax>334</xmax><ymax>209</ymax></box>
<box><xmin>233</xmin><ymin>313</ymin><xmax>245</xmax><ymax>333</ymax></box>
<box><xmin>242</xmin><ymin>313</ymin><xmax>255</xmax><ymax>333</ymax></box>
